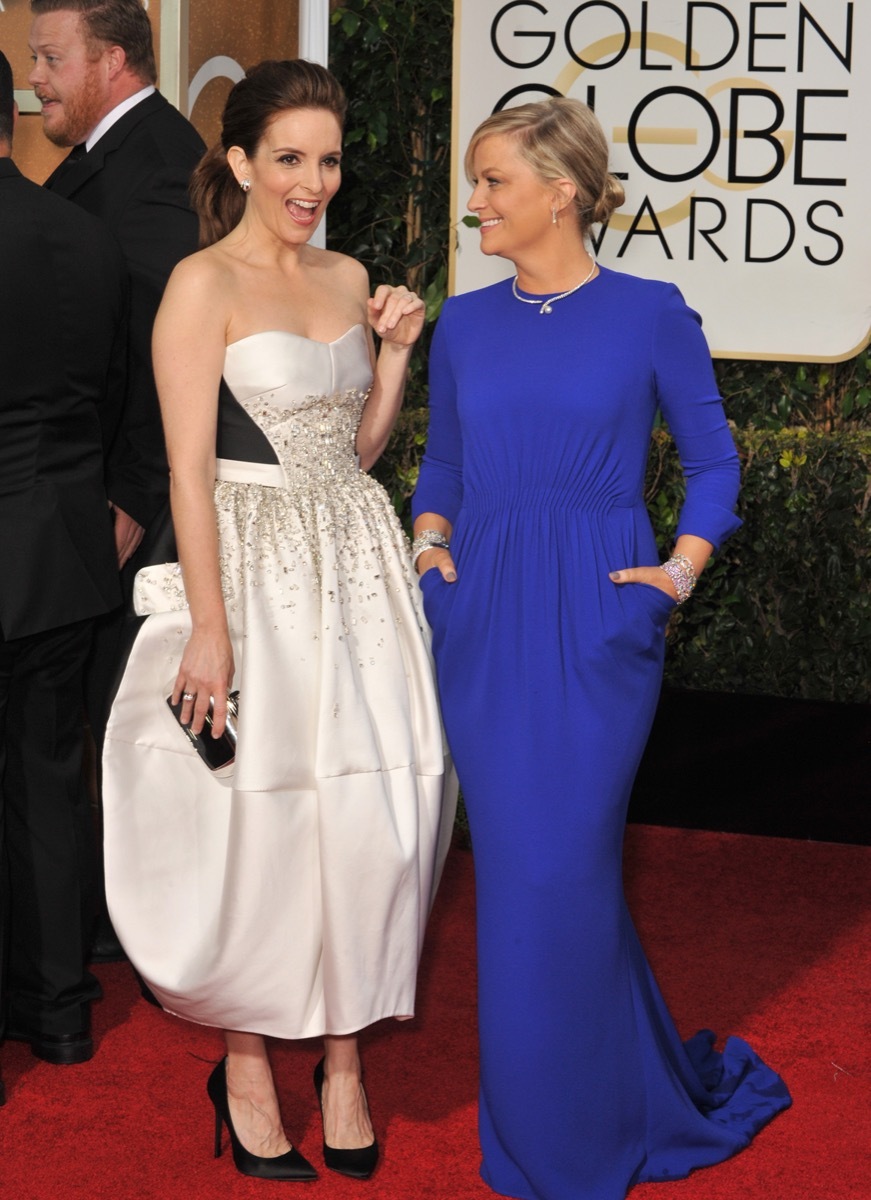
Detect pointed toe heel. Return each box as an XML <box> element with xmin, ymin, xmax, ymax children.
<box><xmin>314</xmin><ymin>1057</ymin><xmax>379</xmax><ymax>1180</ymax></box>
<box><xmin>207</xmin><ymin>1058</ymin><xmax>318</xmax><ymax>1181</ymax></box>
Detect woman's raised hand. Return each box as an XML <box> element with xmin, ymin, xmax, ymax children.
<box><xmin>368</xmin><ymin>284</ymin><xmax>425</xmax><ymax>347</ymax></box>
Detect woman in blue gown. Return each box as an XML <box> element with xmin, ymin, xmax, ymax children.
<box><xmin>412</xmin><ymin>98</ymin><xmax>791</xmax><ymax>1200</ymax></box>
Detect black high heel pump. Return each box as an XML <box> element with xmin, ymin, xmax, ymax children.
<box><xmin>207</xmin><ymin>1058</ymin><xmax>317</xmax><ymax>1181</ymax></box>
<box><xmin>313</xmin><ymin>1057</ymin><xmax>379</xmax><ymax>1179</ymax></box>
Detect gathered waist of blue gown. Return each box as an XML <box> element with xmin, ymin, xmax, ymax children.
<box><xmin>460</xmin><ymin>485</ymin><xmax>645</xmax><ymax>519</ymax></box>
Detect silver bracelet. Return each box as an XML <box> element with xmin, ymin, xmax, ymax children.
<box><xmin>412</xmin><ymin>529</ymin><xmax>450</xmax><ymax>570</ymax></box>
<box><xmin>659</xmin><ymin>552</ymin><xmax>697</xmax><ymax>604</ymax></box>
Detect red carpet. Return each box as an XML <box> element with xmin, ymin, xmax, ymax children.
<box><xmin>2</xmin><ymin>826</ymin><xmax>869</xmax><ymax>1200</ymax></box>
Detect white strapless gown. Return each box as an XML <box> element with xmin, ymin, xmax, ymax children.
<box><xmin>102</xmin><ymin>326</ymin><xmax>456</xmax><ymax>1038</ymax></box>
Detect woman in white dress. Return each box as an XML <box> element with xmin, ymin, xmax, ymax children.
<box><xmin>102</xmin><ymin>60</ymin><xmax>455</xmax><ymax>1182</ymax></box>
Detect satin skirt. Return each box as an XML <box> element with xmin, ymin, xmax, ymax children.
<box><xmin>102</xmin><ymin>467</ymin><xmax>456</xmax><ymax>1038</ymax></box>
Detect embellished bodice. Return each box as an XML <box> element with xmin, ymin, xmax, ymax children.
<box><xmin>132</xmin><ymin>324</ymin><xmax>405</xmax><ymax>614</ymax></box>
<box><xmin>218</xmin><ymin>325</ymin><xmax>373</xmax><ymax>492</ymax></box>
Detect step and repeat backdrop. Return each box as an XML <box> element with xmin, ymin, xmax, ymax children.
<box><xmin>4</xmin><ymin>1</ymin><xmax>867</xmax><ymax>361</ymax></box>
<box><xmin>451</xmin><ymin>1</ymin><xmax>870</xmax><ymax>360</ymax></box>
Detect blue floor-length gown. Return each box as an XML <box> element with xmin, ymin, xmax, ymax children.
<box><xmin>412</xmin><ymin>268</ymin><xmax>791</xmax><ymax>1200</ymax></box>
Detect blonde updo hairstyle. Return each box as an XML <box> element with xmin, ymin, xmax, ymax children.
<box><xmin>464</xmin><ymin>97</ymin><xmax>624</xmax><ymax>234</ymax></box>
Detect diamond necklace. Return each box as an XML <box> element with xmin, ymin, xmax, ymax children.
<box><xmin>511</xmin><ymin>259</ymin><xmax>598</xmax><ymax>314</ymax></box>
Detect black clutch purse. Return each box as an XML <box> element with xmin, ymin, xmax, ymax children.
<box><xmin>166</xmin><ymin>691</ymin><xmax>240</xmax><ymax>772</ymax></box>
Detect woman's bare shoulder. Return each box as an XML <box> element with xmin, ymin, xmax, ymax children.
<box><xmin>156</xmin><ymin>248</ymin><xmax>241</xmax><ymax>353</ymax></box>
<box><xmin>162</xmin><ymin>246</ymin><xmax>243</xmax><ymax>331</ymax></box>
<box><xmin>311</xmin><ymin>247</ymin><xmax>369</xmax><ymax>291</ymax></box>
<box><xmin>168</xmin><ymin>243</ymin><xmax>238</xmax><ymax>293</ymax></box>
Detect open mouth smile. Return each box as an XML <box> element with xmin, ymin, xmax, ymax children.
<box><xmin>286</xmin><ymin>198</ymin><xmax>320</xmax><ymax>224</ymax></box>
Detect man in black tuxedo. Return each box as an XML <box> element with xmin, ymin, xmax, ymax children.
<box><xmin>0</xmin><ymin>48</ymin><xmax>127</xmax><ymax>1067</ymax></box>
<box><xmin>28</xmin><ymin>0</ymin><xmax>205</xmax><ymax>959</ymax></box>
<box><xmin>30</xmin><ymin>0</ymin><xmax>204</xmax><ymax>580</ymax></box>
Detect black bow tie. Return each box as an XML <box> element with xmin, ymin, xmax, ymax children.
<box><xmin>67</xmin><ymin>142</ymin><xmax>88</xmax><ymax>162</ymax></box>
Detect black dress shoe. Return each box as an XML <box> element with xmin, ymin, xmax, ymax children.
<box><xmin>135</xmin><ymin>969</ymin><xmax>162</xmax><ymax>1008</ymax></box>
<box><xmin>89</xmin><ymin>913</ymin><xmax>128</xmax><ymax>964</ymax></box>
<box><xmin>5</xmin><ymin>1026</ymin><xmax>93</xmax><ymax>1065</ymax></box>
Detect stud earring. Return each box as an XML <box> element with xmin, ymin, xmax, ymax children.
<box><xmin>240</xmin><ymin>178</ymin><xmax>251</xmax><ymax>193</ymax></box>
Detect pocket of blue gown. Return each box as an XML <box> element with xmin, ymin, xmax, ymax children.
<box><xmin>603</xmin><ymin>581</ymin><xmax>676</xmax><ymax>658</ymax></box>
<box><xmin>418</xmin><ymin>568</ymin><xmax>455</xmax><ymax>654</ymax></box>
<box><xmin>627</xmin><ymin>581</ymin><xmax>677</xmax><ymax>631</ymax></box>
<box><xmin>634</xmin><ymin>580</ymin><xmax>678</xmax><ymax>607</ymax></box>
<box><xmin>419</xmin><ymin>566</ymin><xmax>447</xmax><ymax>617</ymax></box>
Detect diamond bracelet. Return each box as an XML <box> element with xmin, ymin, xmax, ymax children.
<box><xmin>659</xmin><ymin>552</ymin><xmax>697</xmax><ymax>604</ymax></box>
<box><xmin>412</xmin><ymin>529</ymin><xmax>450</xmax><ymax>571</ymax></box>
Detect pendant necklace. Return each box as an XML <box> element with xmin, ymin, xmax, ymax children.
<box><xmin>512</xmin><ymin>259</ymin><xmax>597</xmax><ymax>314</ymax></box>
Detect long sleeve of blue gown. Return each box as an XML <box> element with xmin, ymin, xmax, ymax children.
<box><xmin>412</xmin><ymin>311</ymin><xmax>463</xmax><ymax>525</ymax></box>
<box><xmin>653</xmin><ymin>285</ymin><xmax>742</xmax><ymax>549</ymax></box>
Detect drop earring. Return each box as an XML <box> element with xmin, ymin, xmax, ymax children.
<box><xmin>240</xmin><ymin>178</ymin><xmax>251</xmax><ymax>193</ymax></box>
<box><xmin>551</xmin><ymin>205</ymin><xmax>558</xmax><ymax>225</ymax></box>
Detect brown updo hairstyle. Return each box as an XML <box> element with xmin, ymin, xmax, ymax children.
<box><xmin>464</xmin><ymin>97</ymin><xmax>624</xmax><ymax>235</ymax></box>
<box><xmin>190</xmin><ymin>59</ymin><xmax>348</xmax><ymax>248</ymax></box>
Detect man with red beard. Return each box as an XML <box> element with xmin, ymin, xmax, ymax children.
<box><xmin>25</xmin><ymin>0</ymin><xmax>203</xmax><ymax>969</ymax></box>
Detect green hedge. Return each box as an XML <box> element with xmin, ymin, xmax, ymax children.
<box><xmin>374</xmin><ymin>415</ymin><xmax>871</xmax><ymax>704</ymax></box>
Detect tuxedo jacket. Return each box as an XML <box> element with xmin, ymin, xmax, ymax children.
<box><xmin>0</xmin><ymin>159</ymin><xmax>127</xmax><ymax>639</ymax></box>
<box><xmin>44</xmin><ymin>91</ymin><xmax>205</xmax><ymax>529</ymax></box>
